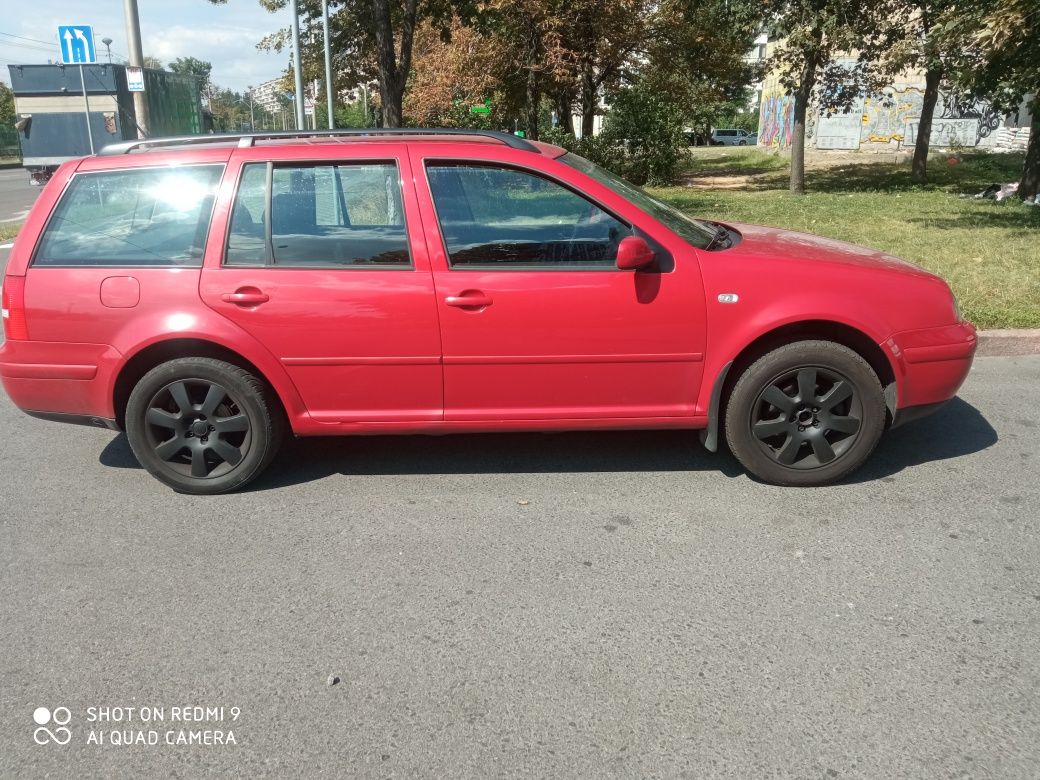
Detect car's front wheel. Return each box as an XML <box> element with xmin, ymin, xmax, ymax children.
<box><xmin>125</xmin><ymin>358</ymin><xmax>284</xmax><ymax>494</ymax></box>
<box><xmin>724</xmin><ymin>341</ymin><xmax>886</xmax><ymax>486</ymax></box>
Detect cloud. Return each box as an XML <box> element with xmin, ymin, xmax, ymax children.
<box><xmin>2</xmin><ymin>0</ymin><xmax>292</xmax><ymax>91</ymax></box>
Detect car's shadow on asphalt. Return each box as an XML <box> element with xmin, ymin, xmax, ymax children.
<box><xmin>98</xmin><ymin>397</ymin><xmax>996</xmax><ymax>491</ymax></box>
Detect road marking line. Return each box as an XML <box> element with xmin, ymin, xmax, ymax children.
<box><xmin>0</xmin><ymin>243</ymin><xmax>13</xmax><ymax>249</ymax></box>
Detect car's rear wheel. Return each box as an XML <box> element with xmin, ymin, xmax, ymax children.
<box><xmin>125</xmin><ymin>358</ymin><xmax>284</xmax><ymax>494</ymax></box>
<box><xmin>724</xmin><ymin>341</ymin><xmax>886</xmax><ymax>486</ymax></box>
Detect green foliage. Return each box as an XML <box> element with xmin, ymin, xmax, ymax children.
<box><xmin>167</xmin><ymin>57</ymin><xmax>214</xmax><ymax>93</ymax></box>
<box><xmin>939</xmin><ymin>0</ymin><xmax>1040</xmax><ymax>197</ymax></box>
<box><xmin>543</xmin><ymin>81</ymin><xmax>688</xmax><ymax>186</ymax></box>
<box><xmin>0</xmin><ymin>82</ymin><xmax>14</xmax><ymax>126</ymax></box>
<box><xmin>315</xmin><ymin>101</ymin><xmax>374</xmax><ymax>128</ymax></box>
<box><xmin>600</xmin><ymin>82</ymin><xmax>688</xmax><ymax>185</ymax></box>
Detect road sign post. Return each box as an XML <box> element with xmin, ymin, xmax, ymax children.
<box><xmin>58</xmin><ymin>25</ymin><xmax>97</xmax><ymax>154</ymax></box>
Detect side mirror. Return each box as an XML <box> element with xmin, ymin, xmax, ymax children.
<box><xmin>616</xmin><ymin>235</ymin><xmax>655</xmax><ymax>270</ymax></box>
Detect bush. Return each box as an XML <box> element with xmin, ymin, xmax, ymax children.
<box><xmin>539</xmin><ymin>88</ymin><xmax>687</xmax><ymax>185</ymax></box>
<box><xmin>600</xmin><ymin>83</ymin><xmax>688</xmax><ymax>185</ymax></box>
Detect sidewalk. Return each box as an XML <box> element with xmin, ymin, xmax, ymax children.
<box><xmin>977</xmin><ymin>329</ymin><xmax>1040</xmax><ymax>356</ymax></box>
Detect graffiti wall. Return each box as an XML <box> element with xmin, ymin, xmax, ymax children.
<box><xmin>860</xmin><ymin>87</ymin><xmax>925</xmax><ymax>143</ymax></box>
<box><xmin>758</xmin><ymin>74</ymin><xmax>795</xmax><ymax>149</ymax></box>
<box><xmin>815</xmin><ymin>100</ymin><xmax>864</xmax><ymax>150</ymax></box>
<box><xmin>755</xmin><ymin>57</ymin><xmax>1033</xmax><ymax>153</ymax></box>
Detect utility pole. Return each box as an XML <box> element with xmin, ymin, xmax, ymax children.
<box><xmin>321</xmin><ymin>0</ymin><xmax>334</xmax><ymax>129</ymax></box>
<box><xmin>246</xmin><ymin>87</ymin><xmax>255</xmax><ymax>132</ymax></box>
<box><xmin>289</xmin><ymin>0</ymin><xmax>306</xmax><ymax>130</ymax></box>
<box><xmin>123</xmin><ymin>0</ymin><xmax>149</xmax><ymax>137</ymax></box>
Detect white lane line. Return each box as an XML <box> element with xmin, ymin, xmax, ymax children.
<box><xmin>0</xmin><ymin>243</ymin><xmax>13</xmax><ymax>249</ymax></box>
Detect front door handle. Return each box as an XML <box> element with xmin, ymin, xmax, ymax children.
<box><xmin>445</xmin><ymin>291</ymin><xmax>493</xmax><ymax>308</ymax></box>
<box><xmin>221</xmin><ymin>289</ymin><xmax>269</xmax><ymax>306</ymax></box>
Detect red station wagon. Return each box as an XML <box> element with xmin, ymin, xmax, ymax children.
<box><xmin>0</xmin><ymin>129</ymin><xmax>977</xmax><ymax>493</ymax></box>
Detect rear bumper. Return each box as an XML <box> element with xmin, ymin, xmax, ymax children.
<box><xmin>0</xmin><ymin>340</ymin><xmax>121</xmax><ymax>420</ymax></box>
<box><xmin>883</xmin><ymin>321</ymin><xmax>977</xmax><ymax>413</ymax></box>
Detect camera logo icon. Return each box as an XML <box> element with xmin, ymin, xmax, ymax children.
<box><xmin>33</xmin><ymin>706</ymin><xmax>72</xmax><ymax>745</ymax></box>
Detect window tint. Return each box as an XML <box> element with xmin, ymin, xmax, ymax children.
<box><xmin>35</xmin><ymin>165</ymin><xmax>222</xmax><ymax>267</ymax></box>
<box><xmin>226</xmin><ymin>164</ymin><xmax>267</xmax><ymax>265</ymax></box>
<box><xmin>426</xmin><ymin>164</ymin><xmax>631</xmax><ymax>268</ymax></box>
<box><xmin>225</xmin><ymin>162</ymin><xmax>409</xmax><ymax>267</ymax></box>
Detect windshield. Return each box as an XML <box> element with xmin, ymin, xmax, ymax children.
<box><xmin>560</xmin><ymin>152</ymin><xmax>717</xmax><ymax>249</ymax></box>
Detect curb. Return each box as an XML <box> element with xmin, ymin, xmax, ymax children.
<box><xmin>976</xmin><ymin>329</ymin><xmax>1040</xmax><ymax>357</ymax></box>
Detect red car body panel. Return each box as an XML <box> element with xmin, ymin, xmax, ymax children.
<box><xmin>0</xmin><ymin>137</ymin><xmax>976</xmax><ymax>443</ymax></box>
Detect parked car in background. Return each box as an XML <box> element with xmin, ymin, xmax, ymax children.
<box><xmin>0</xmin><ymin>129</ymin><xmax>976</xmax><ymax>493</ymax></box>
<box><xmin>711</xmin><ymin>128</ymin><xmax>753</xmax><ymax>146</ymax></box>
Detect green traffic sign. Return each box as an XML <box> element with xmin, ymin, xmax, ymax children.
<box><xmin>469</xmin><ymin>105</ymin><xmax>490</xmax><ymax>114</ymax></box>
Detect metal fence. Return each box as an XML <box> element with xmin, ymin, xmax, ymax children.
<box><xmin>0</xmin><ymin>126</ymin><xmax>21</xmax><ymax>160</ymax></box>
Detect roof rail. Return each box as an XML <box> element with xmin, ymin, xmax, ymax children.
<box><xmin>98</xmin><ymin>128</ymin><xmax>540</xmax><ymax>156</ymax></box>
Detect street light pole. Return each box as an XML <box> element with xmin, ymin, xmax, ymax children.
<box><xmin>246</xmin><ymin>87</ymin><xmax>255</xmax><ymax>132</ymax></box>
<box><xmin>321</xmin><ymin>0</ymin><xmax>334</xmax><ymax>129</ymax></box>
<box><xmin>102</xmin><ymin>37</ymin><xmax>113</xmax><ymax>64</ymax></box>
<box><xmin>289</xmin><ymin>0</ymin><xmax>306</xmax><ymax>130</ymax></box>
<box><xmin>123</xmin><ymin>0</ymin><xmax>150</xmax><ymax>137</ymax></box>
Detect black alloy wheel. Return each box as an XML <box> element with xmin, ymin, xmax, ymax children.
<box><xmin>125</xmin><ymin>358</ymin><xmax>283</xmax><ymax>494</ymax></box>
<box><xmin>750</xmin><ymin>365</ymin><xmax>862</xmax><ymax>469</ymax></box>
<box><xmin>724</xmin><ymin>341</ymin><xmax>886</xmax><ymax>486</ymax></box>
<box><xmin>143</xmin><ymin>379</ymin><xmax>251</xmax><ymax>480</ymax></box>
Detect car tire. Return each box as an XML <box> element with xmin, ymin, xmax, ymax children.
<box><xmin>738</xmin><ymin>140</ymin><xmax>747</xmax><ymax>146</ymax></box>
<box><xmin>125</xmin><ymin>358</ymin><xmax>284</xmax><ymax>494</ymax></box>
<box><xmin>724</xmin><ymin>341</ymin><xmax>886</xmax><ymax>486</ymax></box>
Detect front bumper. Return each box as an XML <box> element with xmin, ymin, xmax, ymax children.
<box><xmin>883</xmin><ymin>321</ymin><xmax>977</xmax><ymax>419</ymax></box>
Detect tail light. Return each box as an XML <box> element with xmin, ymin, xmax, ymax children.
<box><xmin>2</xmin><ymin>275</ymin><xmax>29</xmax><ymax>340</ymax></box>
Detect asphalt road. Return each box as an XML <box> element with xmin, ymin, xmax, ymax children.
<box><xmin>1</xmin><ymin>241</ymin><xmax>1039</xmax><ymax>775</ymax></box>
<box><xmin>0</xmin><ymin>167</ymin><xmax>38</xmax><ymax>226</ymax></box>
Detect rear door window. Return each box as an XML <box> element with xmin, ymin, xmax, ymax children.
<box><xmin>225</xmin><ymin>162</ymin><xmax>410</xmax><ymax>267</ymax></box>
<box><xmin>34</xmin><ymin>165</ymin><xmax>223</xmax><ymax>267</ymax></box>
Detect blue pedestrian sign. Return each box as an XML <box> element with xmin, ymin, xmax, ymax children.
<box><xmin>58</xmin><ymin>25</ymin><xmax>96</xmax><ymax>65</ymax></box>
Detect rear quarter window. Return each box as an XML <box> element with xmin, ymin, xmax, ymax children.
<box><xmin>33</xmin><ymin>164</ymin><xmax>224</xmax><ymax>267</ymax></box>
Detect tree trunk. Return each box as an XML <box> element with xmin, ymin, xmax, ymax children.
<box><xmin>525</xmin><ymin>69</ymin><xmax>540</xmax><ymax>141</ymax></box>
<box><xmin>555</xmin><ymin>91</ymin><xmax>574</xmax><ymax>135</ymax></box>
<box><xmin>790</xmin><ymin>79</ymin><xmax>815</xmax><ymax>194</ymax></box>
<box><xmin>382</xmin><ymin>87</ymin><xmax>404</xmax><ymax>128</ymax></box>
<box><xmin>370</xmin><ymin>0</ymin><xmax>416</xmax><ymax>128</ymax></box>
<box><xmin>1019</xmin><ymin>96</ymin><xmax>1040</xmax><ymax>200</ymax></box>
<box><xmin>911</xmin><ymin>67</ymin><xmax>942</xmax><ymax>185</ymax></box>
<box><xmin>789</xmin><ymin>34</ymin><xmax>821</xmax><ymax>195</ymax></box>
<box><xmin>523</xmin><ymin>19</ymin><xmax>540</xmax><ymax>141</ymax></box>
<box><xmin>580</xmin><ymin>61</ymin><xmax>596</xmax><ymax>137</ymax></box>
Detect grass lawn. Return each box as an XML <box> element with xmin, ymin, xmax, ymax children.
<box><xmin>650</xmin><ymin>149</ymin><xmax>1040</xmax><ymax>329</ymax></box>
<box><xmin>0</xmin><ymin>224</ymin><xmax>19</xmax><ymax>242</ymax></box>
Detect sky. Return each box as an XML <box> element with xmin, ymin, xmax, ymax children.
<box><xmin>0</xmin><ymin>0</ymin><xmax>293</xmax><ymax>92</ymax></box>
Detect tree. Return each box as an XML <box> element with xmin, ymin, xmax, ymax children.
<box><xmin>557</xmin><ymin>0</ymin><xmax>647</xmax><ymax>137</ymax></box>
<box><xmin>943</xmin><ymin>0</ymin><xmax>1039</xmax><ymax>199</ymax></box>
<box><xmin>866</xmin><ymin>0</ymin><xmax>958</xmax><ymax>184</ymax></box>
<box><xmin>142</xmin><ymin>55</ymin><xmax>164</xmax><ymax>69</ymax></box>
<box><xmin>402</xmin><ymin>19</ymin><xmax>501</xmax><ymax>127</ymax></box>
<box><xmin>215</xmin><ymin>0</ymin><xmax>472</xmax><ymax>128</ymax></box>
<box><xmin>763</xmin><ymin>0</ymin><xmax>888</xmax><ymax>193</ymax></box>
<box><xmin>168</xmin><ymin>57</ymin><xmax>214</xmax><ymax>96</ymax></box>
<box><xmin>0</xmin><ymin>82</ymin><xmax>14</xmax><ymax>127</ymax></box>
<box><xmin>642</xmin><ymin>0</ymin><xmax>762</xmax><ymax>144</ymax></box>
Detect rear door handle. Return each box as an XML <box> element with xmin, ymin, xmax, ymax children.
<box><xmin>221</xmin><ymin>290</ymin><xmax>269</xmax><ymax>305</ymax></box>
<box><xmin>445</xmin><ymin>291</ymin><xmax>493</xmax><ymax>308</ymax></box>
